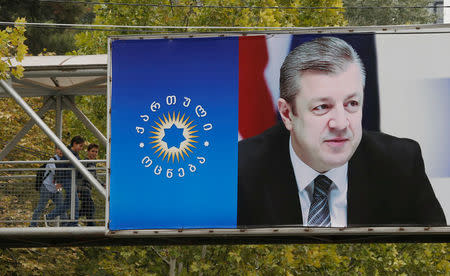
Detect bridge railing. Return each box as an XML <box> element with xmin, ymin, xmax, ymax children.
<box><xmin>0</xmin><ymin>160</ymin><xmax>106</xmax><ymax>227</ymax></box>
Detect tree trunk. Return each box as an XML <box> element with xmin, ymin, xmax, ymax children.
<box><xmin>169</xmin><ymin>258</ymin><xmax>176</xmax><ymax>276</ymax></box>
<box><xmin>199</xmin><ymin>245</ymin><xmax>207</xmax><ymax>276</ymax></box>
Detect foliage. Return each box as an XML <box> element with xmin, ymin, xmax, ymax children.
<box><xmin>0</xmin><ymin>18</ymin><xmax>27</xmax><ymax>80</ymax></box>
<box><xmin>0</xmin><ymin>247</ymin><xmax>86</xmax><ymax>275</ymax></box>
<box><xmin>0</xmin><ymin>0</ymin><xmax>93</xmax><ymax>55</ymax></box>
<box><xmin>0</xmin><ymin>243</ymin><xmax>447</xmax><ymax>275</ymax></box>
<box><xmin>0</xmin><ymin>96</ymin><xmax>56</xmax><ymax>160</ymax></box>
<box><xmin>74</xmin><ymin>0</ymin><xmax>347</xmax><ymax>54</ymax></box>
<box><xmin>64</xmin><ymin>95</ymin><xmax>107</xmax><ymax>159</ymax></box>
<box><xmin>343</xmin><ymin>0</ymin><xmax>436</xmax><ymax>26</ymax></box>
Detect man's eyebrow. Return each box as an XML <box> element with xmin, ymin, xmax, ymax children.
<box><xmin>309</xmin><ymin>96</ymin><xmax>331</xmax><ymax>103</ymax></box>
<box><xmin>345</xmin><ymin>92</ymin><xmax>363</xmax><ymax>100</ymax></box>
<box><xmin>310</xmin><ymin>93</ymin><xmax>361</xmax><ymax>102</ymax></box>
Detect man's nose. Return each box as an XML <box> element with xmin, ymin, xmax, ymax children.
<box><xmin>328</xmin><ymin>106</ymin><xmax>349</xmax><ymax>130</ymax></box>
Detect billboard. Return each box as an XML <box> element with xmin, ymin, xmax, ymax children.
<box><xmin>108</xmin><ymin>31</ymin><xmax>449</xmax><ymax>236</ymax></box>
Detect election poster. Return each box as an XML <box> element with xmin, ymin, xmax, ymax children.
<box><xmin>109</xmin><ymin>32</ymin><xmax>449</xmax><ymax>232</ymax></box>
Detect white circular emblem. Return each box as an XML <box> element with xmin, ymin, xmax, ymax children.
<box><xmin>135</xmin><ymin>95</ymin><xmax>212</xmax><ymax>179</ymax></box>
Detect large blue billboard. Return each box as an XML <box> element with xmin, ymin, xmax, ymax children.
<box><xmin>110</xmin><ymin>37</ymin><xmax>239</xmax><ymax>230</ymax></box>
<box><xmin>109</xmin><ymin>33</ymin><xmax>449</xmax><ymax>232</ymax></box>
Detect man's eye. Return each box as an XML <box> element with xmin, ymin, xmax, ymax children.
<box><xmin>345</xmin><ymin>100</ymin><xmax>360</xmax><ymax>112</ymax></box>
<box><xmin>312</xmin><ymin>104</ymin><xmax>329</xmax><ymax>114</ymax></box>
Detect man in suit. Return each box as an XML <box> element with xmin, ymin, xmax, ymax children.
<box><xmin>238</xmin><ymin>36</ymin><xmax>446</xmax><ymax>228</ymax></box>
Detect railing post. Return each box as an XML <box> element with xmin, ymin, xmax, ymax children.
<box><xmin>71</xmin><ymin>169</ymin><xmax>76</xmax><ymax>221</ymax></box>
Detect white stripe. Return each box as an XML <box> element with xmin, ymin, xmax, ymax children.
<box><xmin>309</xmin><ymin>199</ymin><xmax>326</xmax><ymax>214</ymax></box>
<box><xmin>319</xmin><ymin>214</ymin><xmax>331</xmax><ymax>226</ymax></box>
<box><xmin>264</xmin><ymin>34</ymin><xmax>293</xmax><ymax>110</ymax></box>
<box><xmin>308</xmin><ymin>203</ymin><xmax>327</xmax><ymax>223</ymax></box>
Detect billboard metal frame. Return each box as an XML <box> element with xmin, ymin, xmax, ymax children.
<box><xmin>108</xmin><ymin>24</ymin><xmax>449</xmax><ymax>241</ymax></box>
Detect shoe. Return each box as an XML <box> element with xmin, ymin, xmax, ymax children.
<box><xmin>44</xmin><ymin>215</ymin><xmax>49</xmax><ymax>227</ymax></box>
<box><xmin>44</xmin><ymin>215</ymin><xmax>57</xmax><ymax>227</ymax></box>
<box><xmin>65</xmin><ymin>221</ymin><xmax>80</xmax><ymax>227</ymax></box>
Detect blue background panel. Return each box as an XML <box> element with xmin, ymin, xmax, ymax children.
<box><xmin>110</xmin><ymin>37</ymin><xmax>239</xmax><ymax>230</ymax></box>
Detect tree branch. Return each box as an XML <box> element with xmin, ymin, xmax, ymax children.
<box><xmin>150</xmin><ymin>246</ymin><xmax>170</xmax><ymax>266</ymax></box>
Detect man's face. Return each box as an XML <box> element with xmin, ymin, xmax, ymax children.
<box><xmin>279</xmin><ymin>62</ymin><xmax>364</xmax><ymax>173</ymax></box>
<box><xmin>72</xmin><ymin>142</ymin><xmax>84</xmax><ymax>153</ymax></box>
<box><xmin>55</xmin><ymin>148</ymin><xmax>63</xmax><ymax>158</ymax></box>
<box><xmin>87</xmin><ymin>147</ymin><xmax>99</xmax><ymax>160</ymax></box>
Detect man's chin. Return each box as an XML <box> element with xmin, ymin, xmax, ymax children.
<box><xmin>320</xmin><ymin>154</ymin><xmax>352</xmax><ymax>171</ymax></box>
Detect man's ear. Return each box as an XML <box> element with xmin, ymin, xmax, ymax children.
<box><xmin>278</xmin><ymin>98</ymin><xmax>294</xmax><ymax>131</ymax></box>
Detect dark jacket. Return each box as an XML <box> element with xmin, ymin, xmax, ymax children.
<box><xmin>55</xmin><ymin>147</ymin><xmax>81</xmax><ymax>185</ymax></box>
<box><xmin>238</xmin><ymin>123</ymin><xmax>446</xmax><ymax>227</ymax></box>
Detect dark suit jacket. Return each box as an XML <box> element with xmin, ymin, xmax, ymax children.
<box><xmin>238</xmin><ymin>123</ymin><xmax>446</xmax><ymax>227</ymax></box>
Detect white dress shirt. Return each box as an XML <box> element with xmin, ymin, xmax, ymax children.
<box><xmin>289</xmin><ymin>138</ymin><xmax>348</xmax><ymax>227</ymax></box>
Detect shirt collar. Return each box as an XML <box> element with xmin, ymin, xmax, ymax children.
<box><xmin>289</xmin><ymin>136</ymin><xmax>348</xmax><ymax>192</ymax></box>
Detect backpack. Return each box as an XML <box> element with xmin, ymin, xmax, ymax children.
<box><xmin>35</xmin><ymin>162</ymin><xmax>51</xmax><ymax>191</ymax></box>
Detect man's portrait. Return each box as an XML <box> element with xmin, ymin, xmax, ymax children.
<box><xmin>238</xmin><ymin>36</ymin><xmax>446</xmax><ymax>228</ymax></box>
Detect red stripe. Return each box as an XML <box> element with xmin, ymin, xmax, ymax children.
<box><xmin>239</xmin><ymin>36</ymin><xmax>277</xmax><ymax>139</ymax></box>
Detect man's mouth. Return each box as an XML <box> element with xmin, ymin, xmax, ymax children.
<box><xmin>324</xmin><ymin>138</ymin><xmax>349</xmax><ymax>147</ymax></box>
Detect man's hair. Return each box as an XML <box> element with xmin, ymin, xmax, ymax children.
<box><xmin>280</xmin><ymin>36</ymin><xmax>366</xmax><ymax>109</ymax></box>
<box><xmin>70</xmin><ymin>136</ymin><xmax>85</xmax><ymax>147</ymax></box>
<box><xmin>87</xmin><ymin>143</ymin><xmax>99</xmax><ymax>151</ymax></box>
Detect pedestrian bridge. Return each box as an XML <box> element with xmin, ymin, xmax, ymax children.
<box><xmin>0</xmin><ymin>55</ymin><xmax>112</xmax><ymax>247</ymax></box>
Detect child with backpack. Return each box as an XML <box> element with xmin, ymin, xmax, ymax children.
<box><xmin>30</xmin><ymin>146</ymin><xmax>64</xmax><ymax>227</ymax></box>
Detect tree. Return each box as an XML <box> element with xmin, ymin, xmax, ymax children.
<box><xmin>0</xmin><ymin>0</ymin><xmax>93</xmax><ymax>55</ymax></box>
<box><xmin>0</xmin><ymin>18</ymin><xmax>41</xmax><ymax>160</ymax></box>
<box><xmin>2</xmin><ymin>243</ymin><xmax>446</xmax><ymax>275</ymax></box>
<box><xmin>74</xmin><ymin>0</ymin><xmax>347</xmax><ymax>54</ymax></box>
<box><xmin>343</xmin><ymin>0</ymin><xmax>436</xmax><ymax>26</ymax></box>
<box><xmin>0</xmin><ymin>18</ymin><xmax>27</xmax><ymax>80</ymax></box>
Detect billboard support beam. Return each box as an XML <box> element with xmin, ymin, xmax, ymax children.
<box><xmin>0</xmin><ymin>79</ymin><xmax>106</xmax><ymax>198</ymax></box>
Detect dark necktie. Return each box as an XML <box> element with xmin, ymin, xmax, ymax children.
<box><xmin>307</xmin><ymin>175</ymin><xmax>332</xmax><ymax>227</ymax></box>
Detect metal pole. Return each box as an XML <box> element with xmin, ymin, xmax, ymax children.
<box><xmin>0</xmin><ymin>98</ymin><xmax>54</xmax><ymax>161</ymax></box>
<box><xmin>62</xmin><ymin>96</ymin><xmax>108</xmax><ymax>146</ymax></box>
<box><xmin>71</xmin><ymin>169</ymin><xmax>76</xmax><ymax>221</ymax></box>
<box><xmin>23</xmin><ymin>69</ymin><xmax>107</xmax><ymax>78</ymax></box>
<box><xmin>55</xmin><ymin>96</ymin><xmax>63</xmax><ymax>139</ymax></box>
<box><xmin>106</xmin><ymin>40</ymin><xmax>112</xmax><ymax>228</ymax></box>
<box><xmin>0</xmin><ymin>79</ymin><xmax>106</xmax><ymax>197</ymax></box>
<box><xmin>0</xmin><ymin>159</ymin><xmax>106</xmax><ymax>165</ymax></box>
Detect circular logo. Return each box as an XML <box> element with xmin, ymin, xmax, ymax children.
<box><xmin>135</xmin><ymin>95</ymin><xmax>212</xmax><ymax>179</ymax></box>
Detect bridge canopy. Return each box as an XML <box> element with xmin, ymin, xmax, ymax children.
<box><xmin>0</xmin><ymin>55</ymin><xmax>107</xmax><ymax>98</ymax></box>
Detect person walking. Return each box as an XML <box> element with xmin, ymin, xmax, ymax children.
<box><xmin>30</xmin><ymin>146</ymin><xmax>64</xmax><ymax>227</ymax></box>
<box><xmin>78</xmin><ymin>143</ymin><xmax>99</xmax><ymax>226</ymax></box>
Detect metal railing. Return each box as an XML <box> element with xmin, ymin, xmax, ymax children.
<box><xmin>0</xmin><ymin>160</ymin><xmax>106</xmax><ymax>228</ymax></box>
